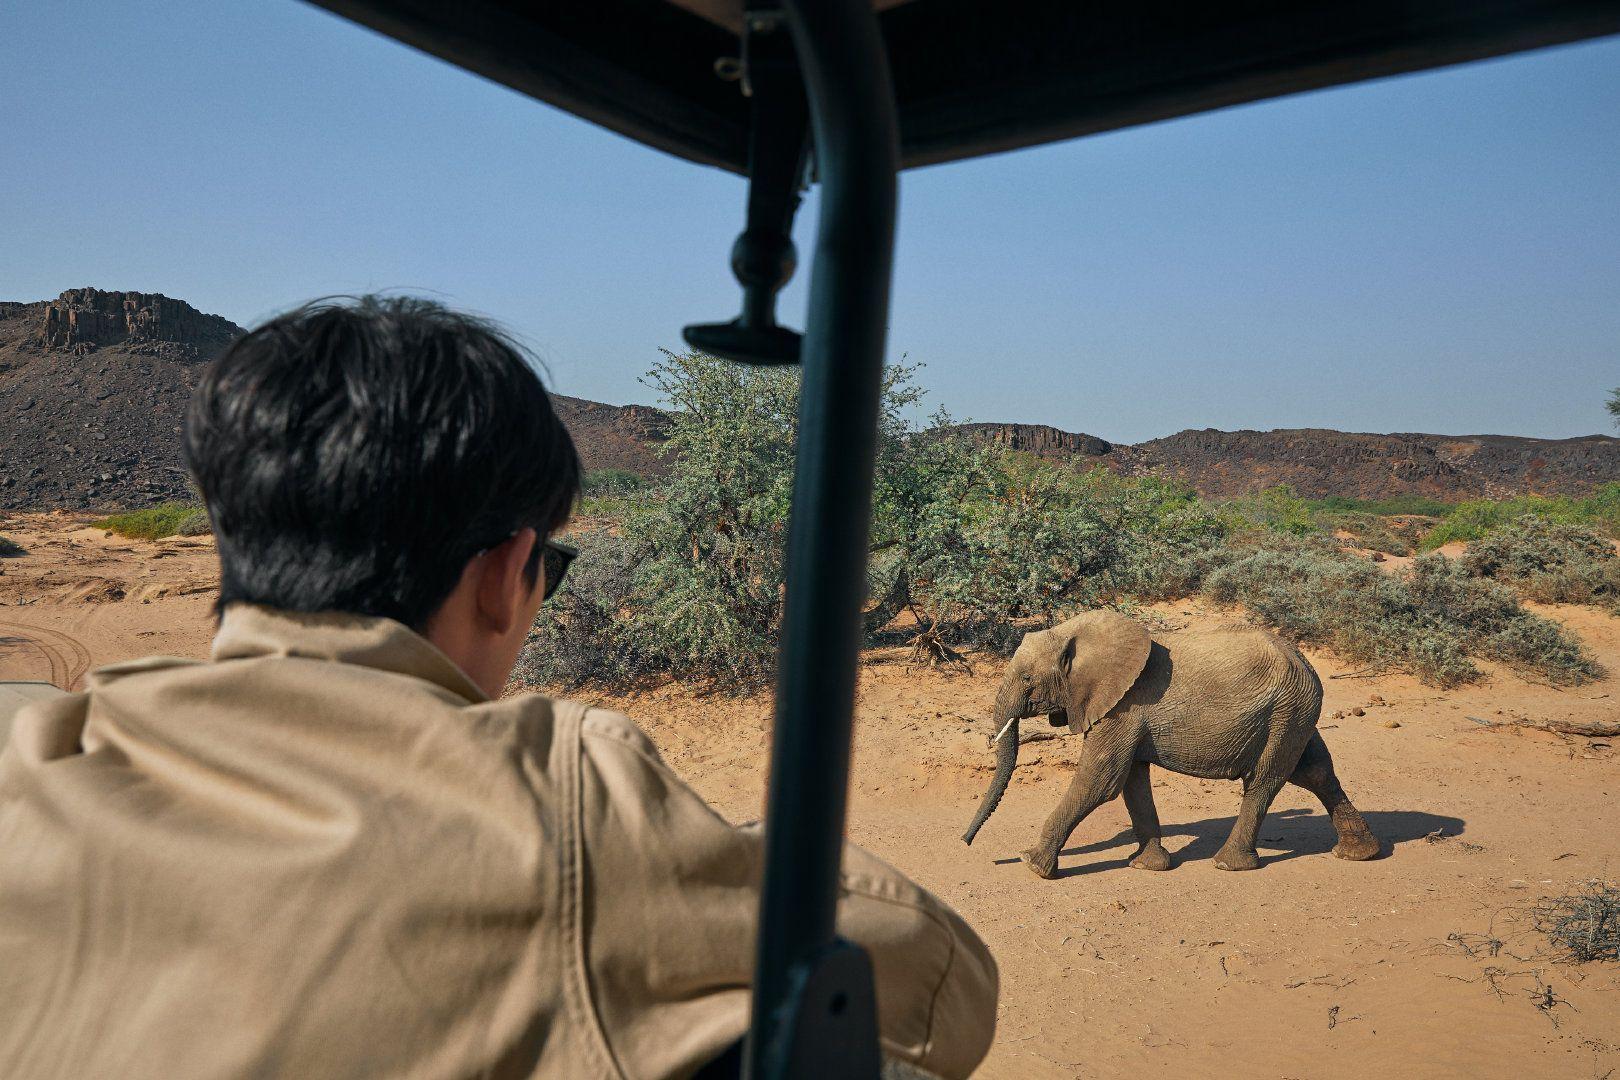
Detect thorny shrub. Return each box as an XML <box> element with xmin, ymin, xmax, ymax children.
<box><xmin>93</xmin><ymin>502</ymin><xmax>206</xmax><ymax>541</ymax></box>
<box><xmin>514</xmin><ymin>354</ymin><xmax>1605</xmax><ymax>695</ymax></box>
<box><xmin>1202</xmin><ymin>535</ymin><xmax>1599</xmax><ymax>687</ymax></box>
<box><xmin>1422</xmin><ymin>484</ymin><xmax>1620</xmax><ymax>548</ymax></box>
<box><xmin>1460</xmin><ymin>515</ymin><xmax>1620</xmax><ymax>612</ymax></box>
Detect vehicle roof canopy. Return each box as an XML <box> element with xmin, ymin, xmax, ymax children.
<box><xmin>313</xmin><ymin>0</ymin><xmax>1620</xmax><ymax>173</ymax></box>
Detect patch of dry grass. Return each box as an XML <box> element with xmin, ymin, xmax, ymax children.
<box><xmin>1533</xmin><ymin>881</ymin><xmax>1620</xmax><ymax>964</ymax></box>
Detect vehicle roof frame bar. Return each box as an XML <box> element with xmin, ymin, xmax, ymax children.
<box><xmin>744</xmin><ymin>0</ymin><xmax>900</xmax><ymax>1077</ymax></box>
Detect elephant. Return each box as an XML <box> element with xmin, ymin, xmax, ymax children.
<box><xmin>961</xmin><ymin>610</ymin><xmax>1379</xmax><ymax>878</ymax></box>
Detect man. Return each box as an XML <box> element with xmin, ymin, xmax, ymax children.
<box><xmin>0</xmin><ymin>297</ymin><xmax>997</xmax><ymax>1079</ymax></box>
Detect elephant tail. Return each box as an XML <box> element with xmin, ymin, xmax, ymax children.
<box><xmin>962</xmin><ymin>717</ymin><xmax>1019</xmax><ymax>845</ymax></box>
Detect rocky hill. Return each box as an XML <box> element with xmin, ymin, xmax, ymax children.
<box><xmin>549</xmin><ymin>395</ymin><xmax>670</xmax><ymax>479</ymax></box>
<box><xmin>0</xmin><ymin>288</ymin><xmax>670</xmax><ymax>510</ymax></box>
<box><xmin>0</xmin><ymin>289</ymin><xmax>242</xmax><ymax>509</ymax></box>
<box><xmin>1126</xmin><ymin>427</ymin><xmax>1620</xmax><ymax>499</ymax></box>
<box><xmin>951</xmin><ymin>421</ymin><xmax>1620</xmax><ymax>499</ymax></box>
<box><xmin>5</xmin><ymin>287</ymin><xmax>1617</xmax><ymax>509</ymax></box>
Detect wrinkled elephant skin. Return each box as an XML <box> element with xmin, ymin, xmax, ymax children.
<box><xmin>962</xmin><ymin>611</ymin><xmax>1380</xmax><ymax>878</ymax></box>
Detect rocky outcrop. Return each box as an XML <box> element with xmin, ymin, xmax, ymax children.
<box><xmin>949</xmin><ymin>422</ymin><xmax>1113</xmax><ymax>460</ymax></box>
<box><xmin>36</xmin><ymin>288</ymin><xmax>240</xmax><ymax>359</ymax></box>
<box><xmin>1</xmin><ymin>291</ymin><xmax>244</xmax><ymax>510</ymax></box>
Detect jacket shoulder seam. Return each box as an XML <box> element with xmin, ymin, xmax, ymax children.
<box><xmin>837</xmin><ymin>875</ymin><xmax>959</xmax><ymax>1066</ymax></box>
<box><xmin>556</xmin><ymin>699</ymin><xmax>630</xmax><ymax>1079</ymax></box>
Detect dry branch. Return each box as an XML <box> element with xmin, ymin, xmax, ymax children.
<box><xmin>1478</xmin><ymin>716</ymin><xmax>1620</xmax><ymax>738</ymax></box>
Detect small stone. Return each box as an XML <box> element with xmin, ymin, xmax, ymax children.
<box><xmin>1382</xmin><ymin>719</ymin><xmax>1401</xmax><ymax>729</ymax></box>
<box><xmin>1351</xmin><ymin>707</ymin><xmax>1366</xmax><ymax>717</ymax></box>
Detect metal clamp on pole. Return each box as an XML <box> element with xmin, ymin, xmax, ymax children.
<box><xmin>743</xmin><ymin>1</ymin><xmax>900</xmax><ymax>1078</ymax></box>
<box><xmin>682</xmin><ymin>3</ymin><xmax>809</xmax><ymax>366</ymax></box>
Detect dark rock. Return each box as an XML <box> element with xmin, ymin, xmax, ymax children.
<box><xmin>948</xmin><ymin>422</ymin><xmax>1113</xmax><ymax>459</ymax></box>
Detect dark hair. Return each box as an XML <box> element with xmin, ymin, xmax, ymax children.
<box><xmin>185</xmin><ymin>295</ymin><xmax>581</xmax><ymax>628</ymax></box>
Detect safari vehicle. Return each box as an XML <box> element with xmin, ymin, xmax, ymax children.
<box><xmin>6</xmin><ymin>1</ymin><xmax>1619</xmax><ymax>1076</ymax></box>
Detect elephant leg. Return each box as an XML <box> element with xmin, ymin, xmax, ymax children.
<box><xmin>1214</xmin><ymin>721</ymin><xmax>1308</xmax><ymax>871</ymax></box>
<box><xmin>1215</xmin><ymin>773</ymin><xmax>1285</xmax><ymax>871</ymax></box>
<box><xmin>1288</xmin><ymin>732</ymin><xmax>1379</xmax><ymax>861</ymax></box>
<box><xmin>1122</xmin><ymin>761</ymin><xmax>1173</xmax><ymax>871</ymax></box>
<box><xmin>1021</xmin><ymin>738</ymin><xmax>1134</xmax><ymax>880</ymax></box>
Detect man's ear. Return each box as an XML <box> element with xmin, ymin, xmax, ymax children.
<box><xmin>475</xmin><ymin>527</ymin><xmax>539</xmax><ymax>634</ymax></box>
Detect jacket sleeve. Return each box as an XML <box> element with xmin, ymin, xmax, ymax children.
<box><xmin>0</xmin><ymin>683</ymin><xmax>68</xmax><ymax>753</ymax></box>
<box><xmin>573</xmin><ymin>708</ymin><xmax>998</xmax><ymax>1080</ymax></box>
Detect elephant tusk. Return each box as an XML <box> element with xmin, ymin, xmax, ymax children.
<box><xmin>990</xmin><ymin>716</ymin><xmax>1018</xmax><ymax>745</ymax></box>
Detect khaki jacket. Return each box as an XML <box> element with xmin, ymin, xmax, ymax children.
<box><xmin>0</xmin><ymin>606</ymin><xmax>996</xmax><ymax>1079</ymax></box>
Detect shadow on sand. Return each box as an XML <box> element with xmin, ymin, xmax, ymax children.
<box><xmin>992</xmin><ymin>807</ymin><xmax>1465</xmax><ymax>879</ymax></box>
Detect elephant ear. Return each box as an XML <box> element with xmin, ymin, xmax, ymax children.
<box><xmin>1056</xmin><ymin>610</ymin><xmax>1152</xmax><ymax>734</ymax></box>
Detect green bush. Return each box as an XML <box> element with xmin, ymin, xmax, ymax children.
<box><xmin>1460</xmin><ymin>515</ymin><xmax>1620</xmax><ymax>611</ymax></box>
<box><xmin>1316</xmin><ymin>510</ymin><xmax>1426</xmax><ymax>557</ymax></box>
<box><xmin>1218</xmin><ymin>485</ymin><xmax>1317</xmax><ymax>536</ymax></box>
<box><xmin>0</xmin><ymin>534</ymin><xmax>23</xmax><ymax>557</ymax></box>
<box><xmin>514</xmin><ymin>354</ymin><xmax>1605</xmax><ymax>694</ymax></box>
<box><xmin>517</xmin><ymin>351</ymin><xmax>1203</xmax><ymax>684</ymax></box>
<box><xmin>582</xmin><ymin>468</ymin><xmax>648</xmax><ymax>497</ymax></box>
<box><xmin>1307</xmin><ymin>494</ymin><xmax>1454</xmax><ymax>517</ymax></box>
<box><xmin>894</xmin><ymin>454</ymin><xmax>1123</xmax><ymax>649</ymax></box>
<box><xmin>1203</xmin><ymin>535</ymin><xmax>1599</xmax><ymax>687</ymax></box>
<box><xmin>1422</xmin><ymin>485</ymin><xmax>1620</xmax><ymax>548</ymax></box>
<box><xmin>521</xmin><ymin>350</ymin><xmax>833</xmax><ymax>689</ymax></box>
<box><xmin>94</xmin><ymin>502</ymin><xmax>206</xmax><ymax>541</ymax></box>
<box><xmin>880</xmin><ymin>446</ymin><xmax>1224</xmax><ymax>649</ymax></box>
<box><xmin>174</xmin><ymin>509</ymin><xmax>212</xmax><ymax>537</ymax></box>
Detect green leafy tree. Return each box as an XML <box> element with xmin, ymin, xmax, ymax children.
<box><xmin>530</xmin><ymin>350</ymin><xmax>941</xmax><ymax>688</ymax></box>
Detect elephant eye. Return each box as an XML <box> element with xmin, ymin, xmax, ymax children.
<box><xmin>1022</xmin><ymin>672</ymin><xmax>1032</xmax><ymax>682</ymax></box>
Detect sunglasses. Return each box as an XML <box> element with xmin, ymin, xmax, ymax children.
<box><xmin>476</xmin><ymin>534</ymin><xmax>577</xmax><ymax>602</ymax></box>
<box><xmin>537</xmin><ymin>539</ymin><xmax>577</xmax><ymax>602</ymax></box>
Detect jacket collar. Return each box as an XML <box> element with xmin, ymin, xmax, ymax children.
<box><xmin>210</xmin><ymin>604</ymin><xmax>489</xmax><ymax>704</ymax></box>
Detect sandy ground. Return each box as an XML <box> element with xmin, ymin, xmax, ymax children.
<box><xmin>2</xmin><ymin>511</ymin><xmax>1617</xmax><ymax>1079</ymax></box>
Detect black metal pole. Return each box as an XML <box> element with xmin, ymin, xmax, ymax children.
<box><xmin>744</xmin><ymin>1</ymin><xmax>899</xmax><ymax>1077</ymax></box>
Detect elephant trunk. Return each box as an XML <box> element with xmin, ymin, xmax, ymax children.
<box><xmin>962</xmin><ymin>711</ymin><xmax>1020</xmax><ymax>846</ymax></box>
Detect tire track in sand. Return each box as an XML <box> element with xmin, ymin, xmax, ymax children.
<box><xmin>0</xmin><ymin>620</ymin><xmax>93</xmax><ymax>689</ymax></box>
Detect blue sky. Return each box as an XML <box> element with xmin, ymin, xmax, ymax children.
<box><xmin>3</xmin><ymin>3</ymin><xmax>1616</xmax><ymax>443</ymax></box>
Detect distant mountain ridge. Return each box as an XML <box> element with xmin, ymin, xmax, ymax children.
<box><xmin>3</xmin><ymin>288</ymin><xmax>1617</xmax><ymax>509</ymax></box>
<box><xmin>1125</xmin><ymin>427</ymin><xmax>1620</xmax><ymax>500</ymax></box>
<box><xmin>947</xmin><ymin>420</ymin><xmax>1620</xmax><ymax>499</ymax></box>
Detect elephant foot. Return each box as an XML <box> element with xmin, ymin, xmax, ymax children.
<box><xmin>1332</xmin><ymin>834</ymin><xmax>1380</xmax><ymax>862</ymax></box>
<box><xmin>1020</xmin><ymin>846</ymin><xmax>1058</xmax><ymax>880</ymax></box>
<box><xmin>1213</xmin><ymin>846</ymin><xmax>1261</xmax><ymax>872</ymax></box>
<box><xmin>1129</xmin><ymin>842</ymin><xmax>1174</xmax><ymax>872</ymax></box>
